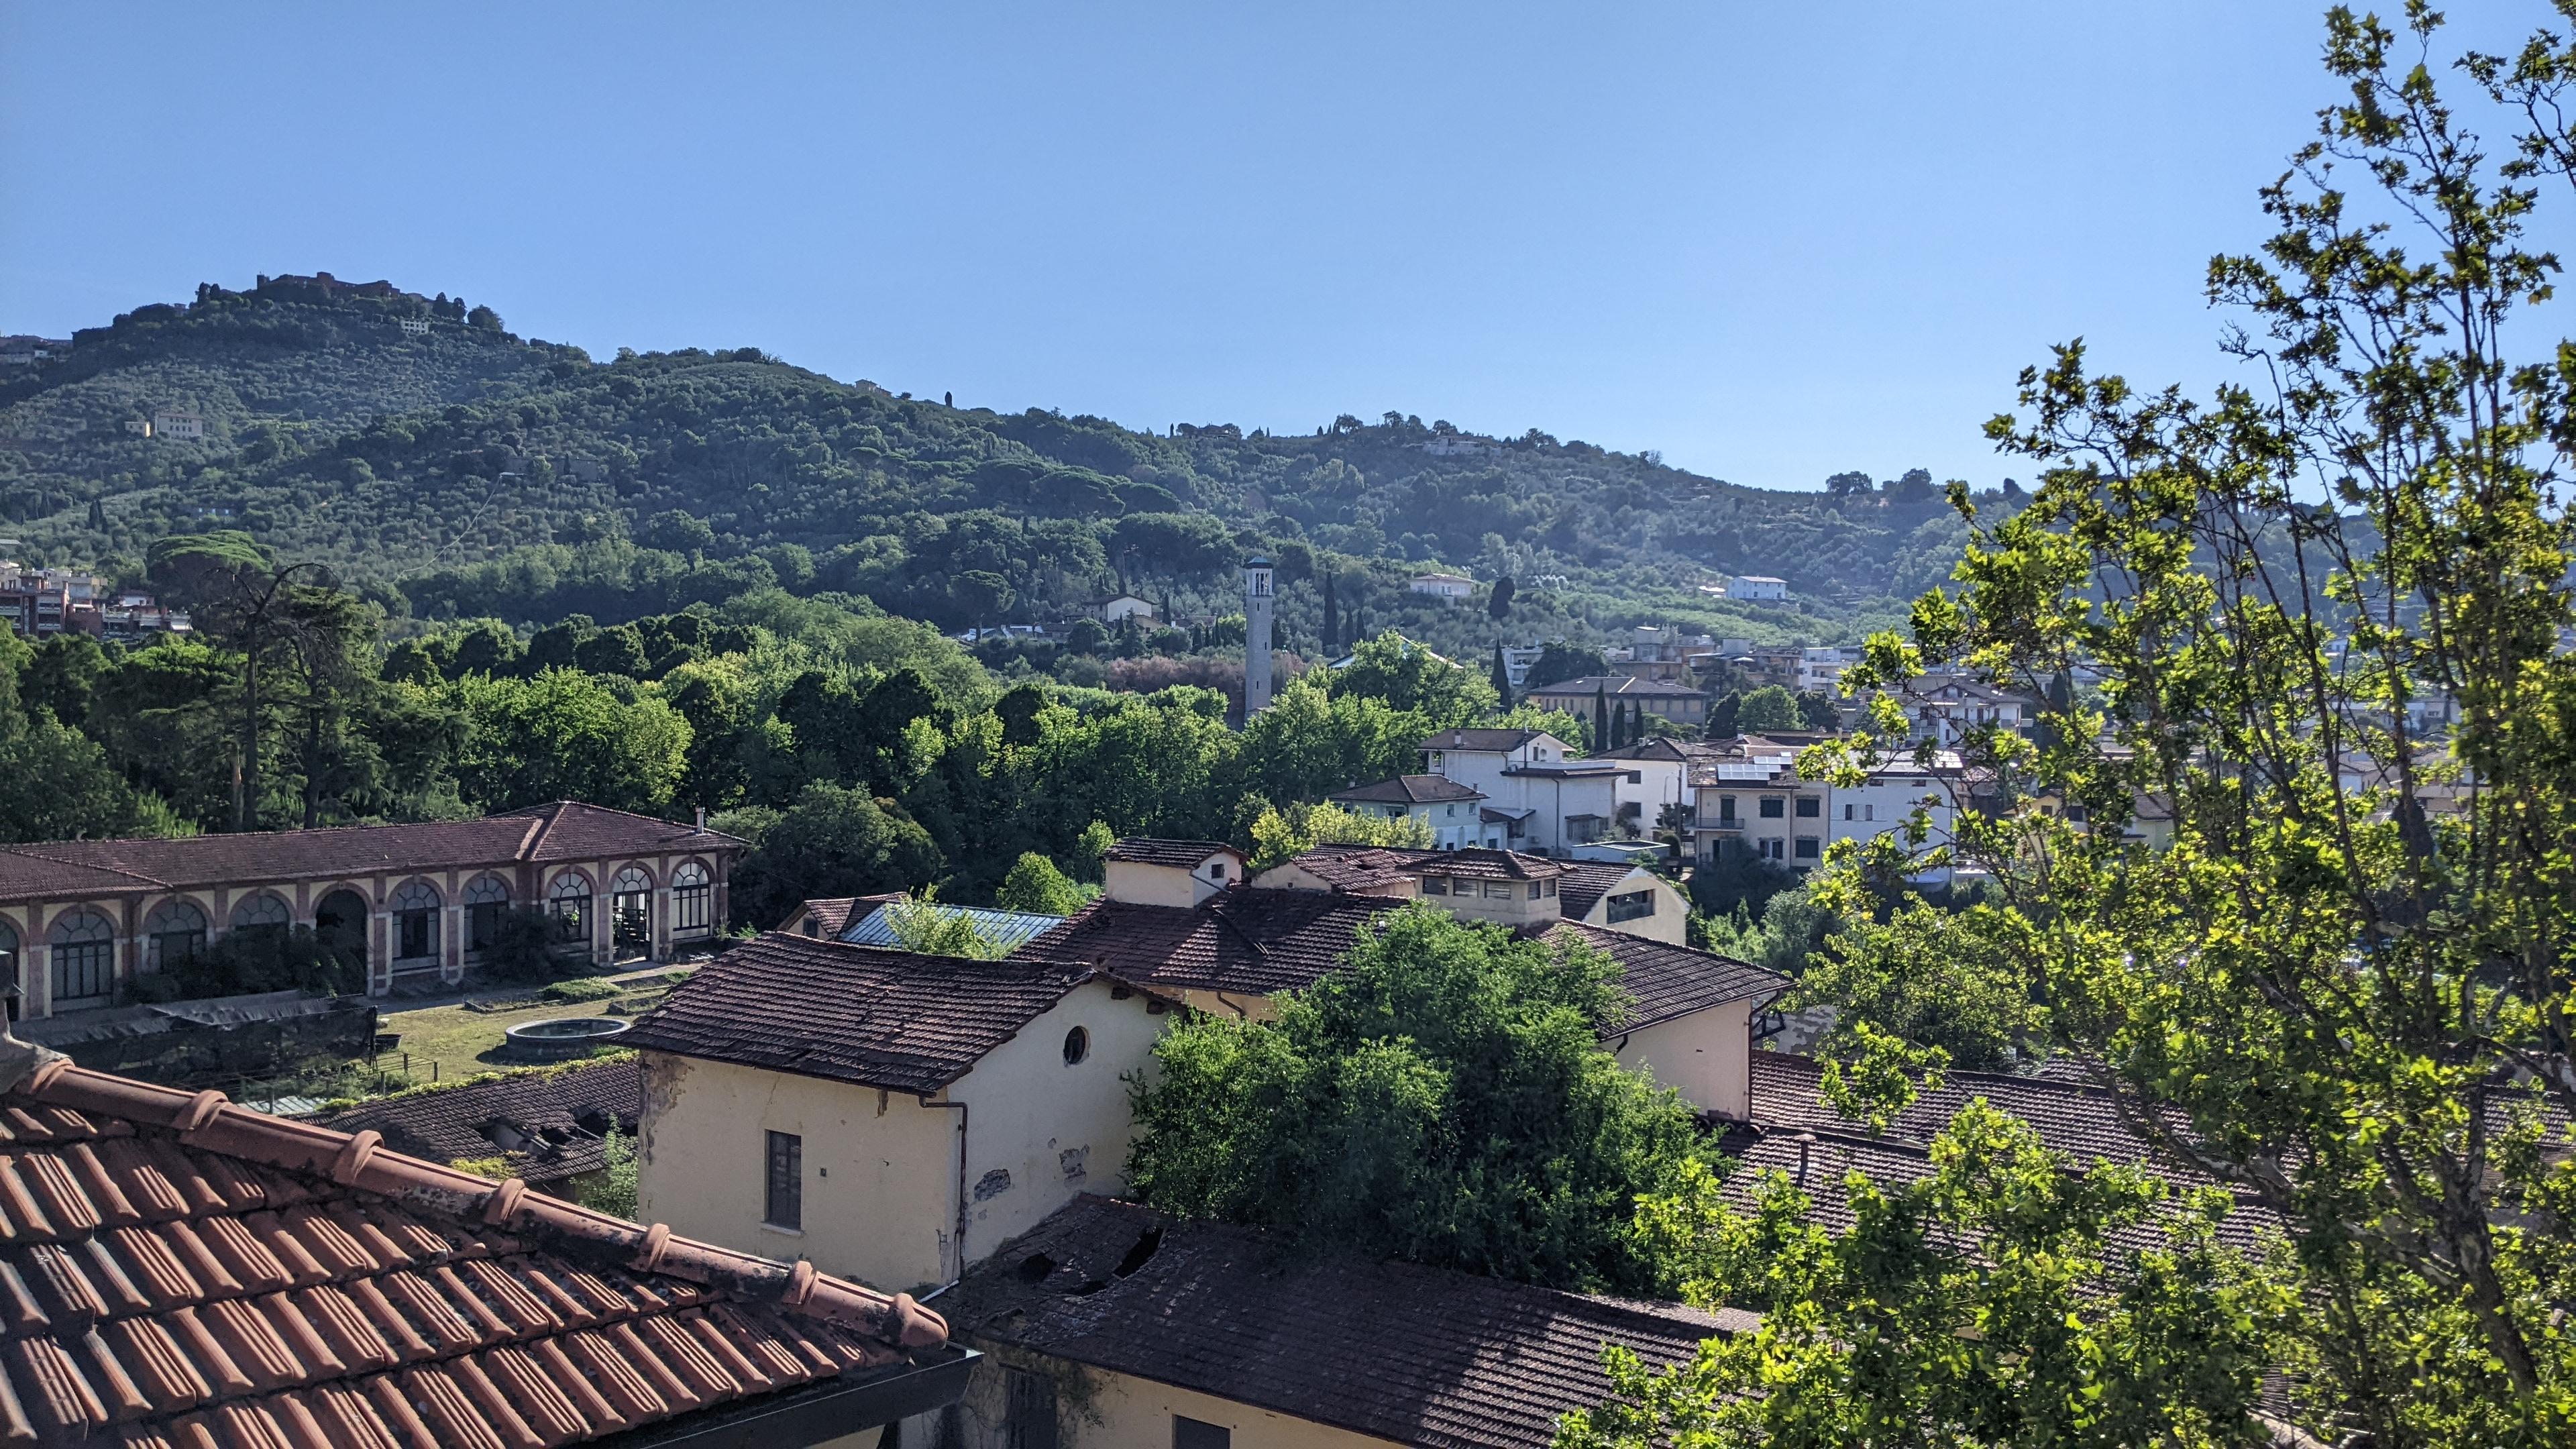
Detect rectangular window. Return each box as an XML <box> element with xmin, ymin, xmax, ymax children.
<box><xmin>1483</xmin><ymin>881</ymin><xmax>1510</xmax><ymax>900</ymax></box>
<box><xmin>468</xmin><ymin>903</ymin><xmax>506</xmax><ymax>951</ymax></box>
<box><xmin>1527</xmin><ymin>881</ymin><xmax>1544</xmax><ymax>901</ymax></box>
<box><xmin>1795</xmin><ymin>796</ymin><xmax>1820</xmax><ymax>818</ymax></box>
<box><xmin>398</xmin><ymin>910</ymin><xmax>433</xmax><ymax>961</ymax></box>
<box><xmin>674</xmin><ymin>883</ymin><xmax>710</xmax><ymax>932</ymax></box>
<box><xmin>1865</xmin><ymin>804</ymin><xmax>1876</xmax><ymax>822</ymax></box>
<box><xmin>1625</xmin><ymin>771</ymin><xmax>1642</xmax><ymax>784</ymax></box>
<box><xmin>1543</xmin><ymin>878</ymin><xmax>1556</xmax><ymax>898</ymax></box>
<box><xmin>1795</xmin><ymin>836</ymin><xmax>1822</xmax><ymax>861</ymax></box>
<box><xmin>1006</xmin><ymin>1366</ymin><xmax>1059</xmax><ymax>1449</ymax></box>
<box><xmin>1760</xmin><ymin>837</ymin><xmax>1785</xmax><ymax>861</ymax></box>
<box><xmin>1607</xmin><ymin>889</ymin><xmax>1655</xmax><ymax>922</ymax></box>
<box><xmin>1173</xmin><ymin>1418</ymin><xmax>1231</xmax><ymax>1449</ymax></box>
<box><xmin>1719</xmin><ymin>796</ymin><xmax>1737</xmax><ymax>822</ymax></box>
<box><xmin>1843</xmin><ymin>803</ymin><xmax>1854</xmax><ymax>821</ymax></box>
<box><xmin>1421</xmin><ymin>876</ymin><xmax>1447</xmax><ymax>896</ymax></box>
<box><xmin>1758</xmin><ymin>796</ymin><xmax>1786</xmax><ymax>819</ymax></box>
<box><xmin>1206</xmin><ymin>861</ymin><xmax>1227</xmax><ymax>880</ymax></box>
<box><xmin>764</xmin><ymin>1131</ymin><xmax>802</xmax><ymax>1230</ymax></box>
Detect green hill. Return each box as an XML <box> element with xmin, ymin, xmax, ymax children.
<box><xmin>1</xmin><ymin>280</ymin><xmax>2003</xmax><ymax>652</ymax></box>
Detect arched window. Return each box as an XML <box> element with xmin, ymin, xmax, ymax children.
<box><xmin>230</xmin><ymin>892</ymin><xmax>290</xmax><ymax>932</ymax></box>
<box><xmin>548</xmin><ymin>873</ymin><xmax>591</xmax><ymax>943</ymax></box>
<box><xmin>673</xmin><ymin>862</ymin><xmax>712</xmax><ymax>934</ymax></box>
<box><xmin>611</xmin><ymin>866</ymin><xmax>652</xmax><ymax>895</ymax></box>
<box><xmin>0</xmin><ymin>918</ymin><xmax>19</xmax><ymax>1011</ymax></box>
<box><xmin>464</xmin><ymin>875</ymin><xmax>511</xmax><ymax>953</ymax></box>
<box><xmin>48</xmin><ymin>910</ymin><xmax>115</xmax><ymax>1009</ymax></box>
<box><xmin>390</xmin><ymin>881</ymin><xmax>441</xmax><ymax>963</ymax></box>
<box><xmin>608</xmin><ymin>867</ymin><xmax>653</xmax><ymax>953</ymax></box>
<box><xmin>142</xmin><ymin>900</ymin><xmax>207</xmax><ymax>972</ymax></box>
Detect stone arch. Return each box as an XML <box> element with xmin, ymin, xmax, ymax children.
<box><xmin>141</xmin><ymin>898</ymin><xmax>209</xmax><ymax>973</ymax></box>
<box><xmin>547</xmin><ymin>869</ymin><xmax>594</xmax><ymax>945</ymax></box>
<box><xmin>388</xmin><ymin>878</ymin><xmax>443</xmax><ymax>968</ymax></box>
<box><xmin>46</xmin><ymin>908</ymin><xmax>116</xmax><ymax>1010</ymax></box>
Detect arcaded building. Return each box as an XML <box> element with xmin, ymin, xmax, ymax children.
<box><xmin>0</xmin><ymin>801</ymin><xmax>740</xmax><ymax>1018</ymax></box>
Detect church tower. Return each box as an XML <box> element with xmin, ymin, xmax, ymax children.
<box><xmin>1243</xmin><ymin>555</ymin><xmax>1275</xmax><ymax>716</ymax></box>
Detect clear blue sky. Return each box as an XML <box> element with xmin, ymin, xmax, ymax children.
<box><xmin>3</xmin><ymin>3</ymin><xmax>2351</xmax><ymax>489</ymax></box>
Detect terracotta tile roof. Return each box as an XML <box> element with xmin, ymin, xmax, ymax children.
<box><xmin>1552</xmin><ymin>861</ymin><xmax>1639</xmax><ymax>922</ymax></box>
<box><xmin>1024</xmin><ymin>896</ymin><xmax>1784</xmax><ymax>1024</ymax></box>
<box><xmin>0</xmin><ymin>804</ymin><xmax>741</xmax><ymax>904</ymax></box>
<box><xmin>1099</xmin><ymin>839</ymin><xmax>1241</xmax><ymax>869</ymax></box>
<box><xmin>317</xmin><ymin>1061</ymin><xmax>639</xmax><ymax>1187</ymax></box>
<box><xmin>0</xmin><ymin>1051</ymin><xmax>954</xmax><ymax>1448</ymax></box>
<box><xmin>494</xmin><ymin>802</ymin><xmax>743</xmax><ymax>865</ymax></box>
<box><xmin>1415</xmin><ymin>849</ymin><xmax>1559</xmax><ymax>881</ymax></box>
<box><xmin>623</xmin><ymin>936</ymin><xmax>1091</xmax><ymax>1094</ymax></box>
<box><xmin>1551</xmin><ymin>924</ymin><xmax>1784</xmax><ymax>1032</ymax></box>
<box><xmin>1326</xmin><ymin>775</ymin><xmax>1485</xmax><ymax>806</ymax></box>
<box><xmin>1267</xmin><ymin>846</ymin><xmax>1434</xmax><ymax>893</ymax></box>
<box><xmin>1417</xmin><ymin>727</ymin><xmax>1548</xmax><ymax>752</ymax></box>
<box><xmin>788</xmin><ymin>898</ymin><xmax>865</xmax><ymax>938</ymax></box>
<box><xmin>1018</xmin><ymin>894</ymin><xmax>1392</xmax><ymax>999</ymax></box>
<box><xmin>1726</xmin><ymin>1126</ymin><xmax>2283</xmax><ymax>1258</ymax></box>
<box><xmin>1590</xmin><ymin>737</ymin><xmax>1699</xmax><ymax>762</ymax></box>
<box><xmin>1748</xmin><ymin>1051</ymin><xmax>2208</xmax><ymax>1181</ymax></box>
<box><xmin>947</xmin><ymin>1197</ymin><xmax>1756</xmax><ymax>1449</ymax></box>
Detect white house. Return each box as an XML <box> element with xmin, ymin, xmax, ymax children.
<box><xmin>151</xmin><ymin>410</ymin><xmax>207</xmax><ymax>441</ymax></box>
<box><xmin>630</xmin><ymin>935</ymin><xmax>1169</xmax><ymax>1297</ymax></box>
<box><xmin>1326</xmin><ymin>775</ymin><xmax>1493</xmax><ymax>849</ymax></box>
<box><xmin>1892</xmin><ymin>672</ymin><xmax>2036</xmax><ymax>747</ymax></box>
<box><xmin>1419</xmin><ymin>727</ymin><xmax>1621</xmax><ymax>855</ymax></box>
<box><xmin>1409</xmin><ymin>571</ymin><xmax>1476</xmax><ymax>602</ymax></box>
<box><xmin>1591</xmin><ymin>737</ymin><xmax>1698</xmax><ymax>837</ymax></box>
<box><xmin>1731</xmin><ymin>575</ymin><xmax>1790</xmax><ymax>602</ymax></box>
<box><xmin>1097</xmin><ymin>594</ymin><xmax>1158</xmax><ymax>624</ymax></box>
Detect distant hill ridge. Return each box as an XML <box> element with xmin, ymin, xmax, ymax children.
<box><xmin>0</xmin><ymin>276</ymin><xmax>2008</xmax><ymax>646</ymax></box>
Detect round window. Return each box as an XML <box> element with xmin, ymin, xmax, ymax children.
<box><xmin>1063</xmin><ymin>1026</ymin><xmax>1090</xmax><ymax>1066</ymax></box>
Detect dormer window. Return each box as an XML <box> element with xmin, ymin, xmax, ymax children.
<box><xmin>1207</xmin><ymin>861</ymin><xmax>1228</xmax><ymax>881</ymax></box>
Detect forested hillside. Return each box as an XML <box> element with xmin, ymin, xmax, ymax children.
<box><xmin>1</xmin><ymin>280</ymin><xmax>2006</xmax><ymax>653</ymax></box>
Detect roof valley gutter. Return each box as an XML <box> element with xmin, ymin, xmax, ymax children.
<box><xmin>924</xmin><ymin>1095</ymin><xmax>968</xmax><ymax>1280</ymax></box>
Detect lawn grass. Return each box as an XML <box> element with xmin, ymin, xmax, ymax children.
<box><xmin>370</xmin><ymin>975</ymin><xmax>684</xmax><ymax>1084</ymax></box>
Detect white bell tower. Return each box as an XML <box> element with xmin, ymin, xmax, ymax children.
<box><xmin>1243</xmin><ymin>555</ymin><xmax>1275</xmax><ymax>716</ymax></box>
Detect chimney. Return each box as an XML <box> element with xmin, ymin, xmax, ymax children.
<box><xmin>694</xmin><ymin>806</ymin><xmax>706</xmax><ymax>830</ymax></box>
<box><xmin>1793</xmin><ymin>1131</ymin><xmax>1817</xmax><ymax>1187</ymax></box>
<box><xmin>1242</xmin><ymin>557</ymin><xmax>1275</xmax><ymax>718</ymax></box>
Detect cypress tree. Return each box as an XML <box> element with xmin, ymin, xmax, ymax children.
<box><xmin>1491</xmin><ymin>645</ymin><xmax>1512</xmax><ymax>708</ymax></box>
<box><xmin>1322</xmin><ymin>574</ymin><xmax>1338</xmax><ymax>651</ymax></box>
<box><xmin>1593</xmin><ymin>684</ymin><xmax>1609</xmax><ymax>752</ymax></box>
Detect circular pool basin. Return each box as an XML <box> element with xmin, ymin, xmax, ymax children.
<box><xmin>502</xmin><ymin>1016</ymin><xmax>631</xmax><ymax>1061</ymax></box>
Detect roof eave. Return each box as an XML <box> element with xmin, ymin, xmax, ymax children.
<box><xmin>595</xmin><ymin>1344</ymin><xmax>979</xmax><ymax>1448</ymax></box>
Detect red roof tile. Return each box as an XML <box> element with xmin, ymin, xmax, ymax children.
<box><xmin>1099</xmin><ymin>839</ymin><xmax>1241</xmax><ymax>869</ymax></box>
<box><xmin>948</xmin><ymin>1197</ymin><xmax>1756</xmax><ymax>1449</ymax></box>
<box><xmin>1022</xmin><ymin>896</ymin><xmax>1783</xmax><ymax>1026</ymax></box>
<box><xmin>0</xmin><ymin>1051</ymin><xmax>951</xmax><ymax>1448</ymax></box>
<box><xmin>623</xmin><ymin>936</ymin><xmax>1094</xmax><ymax>1094</ymax></box>
<box><xmin>1553</xmin><ymin>861</ymin><xmax>1642</xmax><ymax>922</ymax></box>
<box><xmin>317</xmin><ymin>1063</ymin><xmax>639</xmax><ymax>1187</ymax></box>
<box><xmin>0</xmin><ymin>804</ymin><xmax>741</xmax><ymax>904</ymax></box>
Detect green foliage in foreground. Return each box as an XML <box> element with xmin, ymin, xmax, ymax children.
<box><xmin>1556</xmin><ymin>1098</ymin><xmax>2289</xmax><ymax>1449</ymax></box>
<box><xmin>1126</xmin><ymin>904</ymin><xmax>1708</xmax><ymax>1295</ymax></box>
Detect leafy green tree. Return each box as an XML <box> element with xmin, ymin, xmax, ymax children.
<box><xmin>995</xmin><ymin>851</ymin><xmax>1091</xmax><ymax>915</ymax></box>
<box><xmin>1487</xmin><ymin>574</ymin><xmax>1516</xmax><ymax>619</ymax></box>
<box><xmin>0</xmin><ymin>633</ymin><xmax>191</xmax><ymax>842</ymax></box>
<box><xmin>1786</xmin><ymin>11</ymin><xmax>2576</xmax><ymax>1439</ymax></box>
<box><xmin>1525</xmin><ymin>642</ymin><xmax>1609</xmax><ymax>692</ymax></box>
<box><xmin>882</xmin><ymin>888</ymin><xmax>1006</xmax><ymax>959</ymax></box>
<box><xmin>444</xmin><ymin>669</ymin><xmax>691</xmax><ymax>814</ymax></box>
<box><xmin>718</xmin><ymin>781</ymin><xmax>941</xmax><ymax>929</ymax></box>
<box><xmin>147</xmin><ymin>531</ymin><xmax>337</xmax><ymax>830</ymax></box>
<box><xmin>1557</xmin><ymin>1100</ymin><xmax>2288</xmax><ymax>1449</ymax></box>
<box><xmin>1127</xmin><ymin>904</ymin><xmax>1708</xmax><ymax>1293</ymax></box>
<box><xmin>1243</xmin><ymin>800</ymin><xmax>1435</xmax><ymax>871</ymax></box>
<box><xmin>1731</xmin><ymin>685</ymin><xmax>1801</xmax><ymax>734</ymax></box>
<box><xmin>1790</xmin><ymin>901</ymin><xmax>2047</xmax><ymax>1072</ymax></box>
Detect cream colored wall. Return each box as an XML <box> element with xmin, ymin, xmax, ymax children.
<box><xmin>949</xmin><ymin>981</ymin><xmax>1167</xmax><ymax>1273</ymax></box>
<box><xmin>1578</xmin><ymin>869</ymin><xmax>1688</xmax><ymax>945</ymax></box>
<box><xmin>1104</xmin><ymin>860</ymin><xmax>1206</xmax><ymax>908</ymax></box>
<box><xmin>636</xmin><ymin>980</ymin><xmax>1168</xmax><ymax>1296</ymax></box>
<box><xmin>1615</xmin><ymin>1000</ymin><xmax>1753</xmax><ymax>1117</ymax></box>
<box><xmin>814</xmin><ymin>1429</ymin><xmax>885</xmax><ymax>1449</ymax></box>
<box><xmin>928</xmin><ymin>1352</ymin><xmax>1405</xmax><ymax>1449</ymax></box>
<box><xmin>636</xmin><ymin>1052</ymin><xmax>959</xmax><ymax>1295</ymax></box>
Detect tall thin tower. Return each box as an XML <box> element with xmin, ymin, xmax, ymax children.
<box><xmin>1243</xmin><ymin>555</ymin><xmax>1275</xmax><ymax>716</ymax></box>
